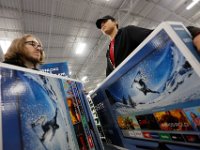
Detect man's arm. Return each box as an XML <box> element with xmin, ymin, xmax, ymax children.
<box><xmin>187</xmin><ymin>26</ymin><xmax>200</xmax><ymax>53</ymax></box>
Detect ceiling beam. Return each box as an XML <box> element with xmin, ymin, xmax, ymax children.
<box><xmin>0</xmin><ymin>28</ymin><xmax>100</xmax><ymax>40</ymax></box>
<box><xmin>46</xmin><ymin>0</ymin><xmax>56</xmax><ymax>61</ymax></box>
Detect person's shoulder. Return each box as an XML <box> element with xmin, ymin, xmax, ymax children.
<box><xmin>3</xmin><ymin>60</ymin><xmax>13</xmax><ymax>64</ymax></box>
<box><xmin>3</xmin><ymin>59</ymin><xmax>25</xmax><ymax>68</ymax></box>
<box><xmin>121</xmin><ymin>25</ymin><xmax>138</xmax><ymax>30</ymax></box>
<box><xmin>118</xmin><ymin>25</ymin><xmax>138</xmax><ymax>35</ymax></box>
<box><xmin>121</xmin><ymin>25</ymin><xmax>151</xmax><ymax>32</ymax></box>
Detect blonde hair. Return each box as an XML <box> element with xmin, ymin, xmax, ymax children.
<box><xmin>4</xmin><ymin>34</ymin><xmax>45</xmax><ymax>65</ymax></box>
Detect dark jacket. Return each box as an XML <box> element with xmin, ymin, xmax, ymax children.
<box><xmin>106</xmin><ymin>25</ymin><xmax>200</xmax><ymax>76</ymax></box>
<box><xmin>3</xmin><ymin>59</ymin><xmax>38</xmax><ymax>70</ymax></box>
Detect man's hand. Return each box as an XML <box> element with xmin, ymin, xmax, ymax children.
<box><xmin>193</xmin><ymin>34</ymin><xmax>200</xmax><ymax>53</ymax></box>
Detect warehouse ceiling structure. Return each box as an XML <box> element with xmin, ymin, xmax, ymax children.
<box><xmin>0</xmin><ymin>0</ymin><xmax>200</xmax><ymax>92</ymax></box>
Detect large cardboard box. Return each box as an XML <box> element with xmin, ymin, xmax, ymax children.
<box><xmin>0</xmin><ymin>63</ymin><xmax>99</xmax><ymax>150</ymax></box>
<box><xmin>90</xmin><ymin>22</ymin><xmax>200</xmax><ymax>149</ymax></box>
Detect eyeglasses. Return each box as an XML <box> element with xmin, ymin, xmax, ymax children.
<box><xmin>25</xmin><ymin>41</ymin><xmax>43</xmax><ymax>51</ymax></box>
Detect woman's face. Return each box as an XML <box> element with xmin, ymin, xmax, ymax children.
<box><xmin>23</xmin><ymin>36</ymin><xmax>42</xmax><ymax>63</ymax></box>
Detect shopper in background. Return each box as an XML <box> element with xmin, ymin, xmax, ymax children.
<box><xmin>3</xmin><ymin>34</ymin><xmax>45</xmax><ymax>70</ymax></box>
<box><xmin>96</xmin><ymin>15</ymin><xmax>200</xmax><ymax>76</ymax></box>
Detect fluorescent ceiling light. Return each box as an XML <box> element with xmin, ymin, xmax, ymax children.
<box><xmin>89</xmin><ymin>90</ymin><xmax>94</xmax><ymax>94</ymax></box>
<box><xmin>81</xmin><ymin>76</ymin><xmax>88</xmax><ymax>82</ymax></box>
<box><xmin>0</xmin><ymin>40</ymin><xmax>11</xmax><ymax>54</ymax></box>
<box><xmin>97</xmin><ymin>83</ymin><xmax>101</xmax><ymax>87</ymax></box>
<box><xmin>186</xmin><ymin>0</ymin><xmax>200</xmax><ymax>10</ymax></box>
<box><xmin>76</xmin><ymin>43</ymin><xmax>86</xmax><ymax>54</ymax></box>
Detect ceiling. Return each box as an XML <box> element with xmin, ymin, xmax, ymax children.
<box><xmin>0</xmin><ymin>0</ymin><xmax>200</xmax><ymax>92</ymax></box>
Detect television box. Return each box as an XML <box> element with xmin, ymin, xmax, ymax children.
<box><xmin>0</xmin><ymin>63</ymin><xmax>79</xmax><ymax>150</ymax></box>
<box><xmin>90</xmin><ymin>22</ymin><xmax>200</xmax><ymax>149</ymax></box>
<box><xmin>106</xmin><ymin>21</ymin><xmax>200</xmax><ymax>80</ymax></box>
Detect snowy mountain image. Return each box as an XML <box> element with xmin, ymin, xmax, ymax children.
<box><xmin>1</xmin><ymin>68</ymin><xmax>77</xmax><ymax>150</ymax></box>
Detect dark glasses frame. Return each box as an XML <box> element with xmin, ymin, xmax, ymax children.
<box><xmin>25</xmin><ymin>41</ymin><xmax>43</xmax><ymax>51</ymax></box>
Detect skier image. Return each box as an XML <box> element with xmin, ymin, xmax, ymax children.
<box><xmin>131</xmin><ymin>71</ymin><xmax>160</xmax><ymax>95</ymax></box>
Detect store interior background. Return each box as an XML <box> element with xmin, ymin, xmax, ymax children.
<box><xmin>0</xmin><ymin>0</ymin><xmax>199</xmax><ymax>92</ymax></box>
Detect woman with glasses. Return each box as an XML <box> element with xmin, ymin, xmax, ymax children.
<box><xmin>3</xmin><ymin>34</ymin><xmax>45</xmax><ymax>69</ymax></box>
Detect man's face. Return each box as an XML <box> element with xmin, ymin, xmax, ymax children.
<box><xmin>23</xmin><ymin>36</ymin><xmax>42</xmax><ymax>63</ymax></box>
<box><xmin>100</xmin><ymin>19</ymin><xmax>117</xmax><ymax>35</ymax></box>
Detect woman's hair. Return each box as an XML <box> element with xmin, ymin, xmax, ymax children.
<box><xmin>4</xmin><ymin>34</ymin><xmax>45</xmax><ymax>64</ymax></box>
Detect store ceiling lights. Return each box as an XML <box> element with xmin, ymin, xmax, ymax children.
<box><xmin>97</xmin><ymin>83</ymin><xmax>101</xmax><ymax>87</ymax></box>
<box><xmin>0</xmin><ymin>40</ymin><xmax>11</xmax><ymax>54</ymax></box>
<box><xmin>81</xmin><ymin>76</ymin><xmax>88</xmax><ymax>82</ymax></box>
<box><xmin>75</xmin><ymin>43</ymin><xmax>86</xmax><ymax>54</ymax></box>
<box><xmin>88</xmin><ymin>90</ymin><xmax>94</xmax><ymax>94</ymax></box>
<box><xmin>186</xmin><ymin>0</ymin><xmax>200</xmax><ymax>10</ymax></box>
